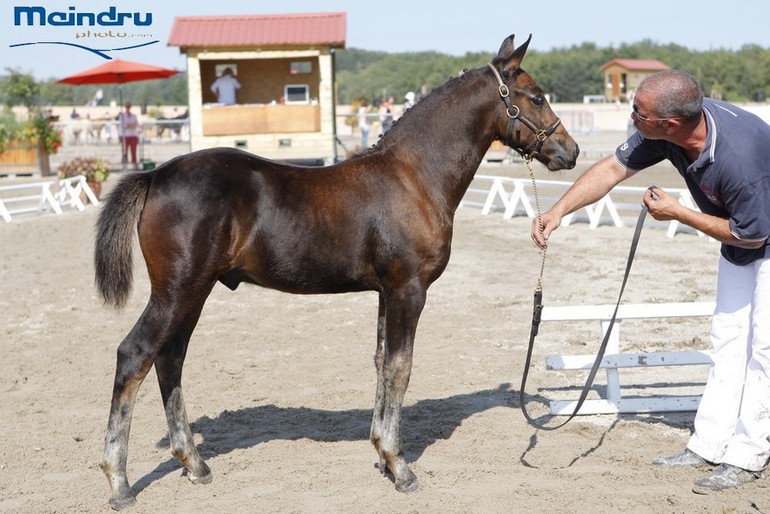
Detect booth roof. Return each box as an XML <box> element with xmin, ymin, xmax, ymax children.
<box><xmin>168</xmin><ymin>12</ymin><xmax>347</xmax><ymax>50</ymax></box>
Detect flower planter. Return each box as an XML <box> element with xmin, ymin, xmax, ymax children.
<box><xmin>0</xmin><ymin>143</ymin><xmax>38</xmax><ymax>174</ymax></box>
<box><xmin>85</xmin><ymin>180</ymin><xmax>102</xmax><ymax>203</ymax></box>
<box><xmin>58</xmin><ymin>157</ymin><xmax>109</xmax><ymax>204</ymax></box>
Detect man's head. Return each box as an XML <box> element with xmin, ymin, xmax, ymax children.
<box><xmin>638</xmin><ymin>70</ymin><xmax>703</xmax><ymax>121</ymax></box>
<box><xmin>631</xmin><ymin>70</ymin><xmax>704</xmax><ymax>137</ymax></box>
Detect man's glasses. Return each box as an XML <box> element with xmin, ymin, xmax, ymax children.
<box><xmin>632</xmin><ymin>104</ymin><xmax>678</xmax><ymax>123</ymax></box>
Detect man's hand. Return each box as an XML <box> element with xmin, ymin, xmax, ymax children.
<box><xmin>531</xmin><ymin>211</ymin><xmax>561</xmax><ymax>250</ymax></box>
<box><xmin>643</xmin><ymin>186</ymin><xmax>681</xmax><ymax>221</ymax></box>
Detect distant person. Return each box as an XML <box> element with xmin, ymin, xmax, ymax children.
<box><xmin>70</xmin><ymin>108</ymin><xmax>82</xmax><ymax>144</ymax></box>
<box><xmin>417</xmin><ymin>83</ymin><xmax>430</xmax><ymax>102</ymax></box>
<box><xmin>379</xmin><ymin>96</ymin><xmax>394</xmax><ymax>133</ymax></box>
<box><xmin>404</xmin><ymin>91</ymin><xmax>416</xmax><ymax>110</ymax></box>
<box><xmin>211</xmin><ymin>67</ymin><xmax>241</xmax><ymax>105</ymax></box>
<box><xmin>117</xmin><ymin>101</ymin><xmax>140</xmax><ymax>170</ymax></box>
<box><xmin>358</xmin><ymin>100</ymin><xmax>370</xmax><ymax>149</ymax></box>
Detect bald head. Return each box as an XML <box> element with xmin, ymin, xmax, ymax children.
<box><xmin>638</xmin><ymin>70</ymin><xmax>704</xmax><ymax>123</ymax></box>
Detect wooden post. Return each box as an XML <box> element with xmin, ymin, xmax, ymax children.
<box><xmin>38</xmin><ymin>138</ymin><xmax>51</xmax><ymax>176</ymax></box>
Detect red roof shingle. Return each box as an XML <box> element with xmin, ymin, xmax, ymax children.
<box><xmin>600</xmin><ymin>58</ymin><xmax>670</xmax><ymax>71</ymax></box>
<box><xmin>168</xmin><ymin>12</ymin><xmax>346</xmax><ymax>49</ymax></box>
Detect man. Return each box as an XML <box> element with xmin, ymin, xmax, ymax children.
<box><xmin>210</xmin><ymin>67</ymin><xmax>241</xmax><ymax>105</ymax></box>
<box><xmin>531</xmin><ymin>70</ymin><xmax>770</xmax><ymax>494</ymax></box>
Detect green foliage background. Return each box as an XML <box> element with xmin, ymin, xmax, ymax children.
<box><xmin>334</xmin><ymin>40</ymin><xmax>770</xmax><ymax>104</ymax></box>
<box><xmin>3</xmin><ymin>40</ymin><xmax>769</xmax><ymax>107</ymax></box>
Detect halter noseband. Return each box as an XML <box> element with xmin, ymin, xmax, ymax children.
<box><xmin>486</xmin><ymin>63</ymin><xmax>562</xmax><ymax>162</ymax></box>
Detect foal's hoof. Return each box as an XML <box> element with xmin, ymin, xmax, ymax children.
<box><xmin>395</xmin><ymin>477</ymin><xmax>420</xmax><ymax>494</ymax></box>
<box><xmin>374</xmin><ymin>461</ymin><xmax>420</xmax><ymax>493</ymax></box>
<box><xmin>188</xmin><ymin>470</ymin><xmax>214</xmax><ymax>485</ymax></box>
<box><xmin>108</xmin><ymin>494</ymin><xmax>137</xmax><ymax>511</ymax></box>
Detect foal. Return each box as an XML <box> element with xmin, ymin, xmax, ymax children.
<box><xmin>96</xmin><ymin>34</ymin><xmax>578</xmax><ymax>509</ymax></box>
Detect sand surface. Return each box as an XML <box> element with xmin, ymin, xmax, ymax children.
<box><xmin>2</xmin><ymin>161</ymin><xmax>768</xmax><ymax>513</ymax></box>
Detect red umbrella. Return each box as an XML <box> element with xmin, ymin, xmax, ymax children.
<box><xmin>57</xmin><ymin>58</ymin><xmax>179</xmax><ymax>86</ymax></box>
<box><xmin>57</xmin><ymin>58</ymin><xmax>180</xmax><ymax>105</ymax></box>
<box><xmin>57</xmin><ymin>59</ymin><xmax>180</xmax><ymax>169</ymax></box>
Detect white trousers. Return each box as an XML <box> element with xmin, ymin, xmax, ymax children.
<box><xmin>688</xmin><ymin>255</ymin><xmax>770</xmax><ymax>472</ymax></box>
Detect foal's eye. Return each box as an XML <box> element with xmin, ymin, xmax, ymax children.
<box><xmin>532</xmin><ymin>95</ymin><xmax>545</xmax><ymax>106</ymax></box>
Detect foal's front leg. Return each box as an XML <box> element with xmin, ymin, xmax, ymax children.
<box><xmin>370</xmin><ymin>285</ymin><xmax>425</xmax><ymax>493</ymax></box>
<box><xmin>371</xmin><ymin>294</ymin><xmax>388</xmax><ymax>473</ymax></box>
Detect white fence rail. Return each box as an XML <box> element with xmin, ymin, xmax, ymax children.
<box><xmin>461</xmin><ymin>175</ymin><xmax>709</xmax><ymax>238</ymax></box>
<box><xmin>54</xmin><ymin>118</ymin><xmax>190</xmax><ymax>146</ymax></box>
<box><xmin>542</xmin><ymin>302</ymin><xmax>715</xmax><ymax>415</ymax></box>
<box><xmin>0</xmin><ymin>175</ymin><xmax>98</xmax><ymax>222</ymax></box>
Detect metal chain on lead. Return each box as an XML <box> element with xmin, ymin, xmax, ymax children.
<box><xmin>526</xmin><ymin>158</ymin><xmax>547</xmax><ymax>292</ymax></box>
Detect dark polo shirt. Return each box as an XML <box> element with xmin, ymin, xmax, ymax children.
<box><xmin>615</xmin><ymin>98</ymin><xmax>770</xmax><ymax>265</ymax></box>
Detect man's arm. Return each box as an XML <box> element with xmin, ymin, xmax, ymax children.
<box><xmin>531</xmin><ymin>155</ymin><xmax>634</xmax><ymax>248</ymax></box>
<box><xmin>644</xmin><ymin>187</ymin><xmax>766</xmax><ymax>249</ymax></box>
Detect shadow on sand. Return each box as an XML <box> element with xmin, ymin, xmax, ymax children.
<box><xmin>131</xmin><ymin>381</ymin><xmax>695</xmax><ymax>497</ymax></box>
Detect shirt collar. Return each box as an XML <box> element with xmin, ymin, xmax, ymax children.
<box><xmin>686</xmin><ymin>105</ymin><xmax>716</xmax><ymax>173</ymax></box>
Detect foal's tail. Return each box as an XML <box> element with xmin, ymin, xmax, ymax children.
<box><xmin>94</xmin><ymin>173</ymin><xmax>152</xmax><ymax>308</ymax></box>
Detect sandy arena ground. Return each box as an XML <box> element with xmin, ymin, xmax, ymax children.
<box><xmin>2</xmin><ymin>161</ymin><xmax>769</xmax><ymax>513</ymax></box>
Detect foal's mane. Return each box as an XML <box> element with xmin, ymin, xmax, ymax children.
<box><xmin>356</xmin><ymin>67</ymin><xmax>482</xmax><ymax>156</ymax></box>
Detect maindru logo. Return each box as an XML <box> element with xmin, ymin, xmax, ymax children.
<box><xmin>10</xmin><ymin>6</ymin><xmax>159</xmax><ymax>60</ymax></box>
<box><xmin>14</xmin><ymin>6</ymin><xmax>152</xmax><ymax>27</ymax></box>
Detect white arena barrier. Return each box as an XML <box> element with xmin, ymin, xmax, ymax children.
<box><xmin>461</xmin><ymin>175</ymin><xmax>708</xmax><ymax>238</ymax></box>
<box><xmin>541</xmin><ymin>301</ymin><xmax>715</xmax><ymax>415</ymax></box>
<box><xmin>0</xmin><ymin>175</ymin><xmax>98</xmax><ymax>222</ymax></box>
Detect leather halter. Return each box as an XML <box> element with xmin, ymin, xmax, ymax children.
<box><xmin>487</xmin><ymin>63</ymin><xmax>562</xmax><ymax>161</ymax></box>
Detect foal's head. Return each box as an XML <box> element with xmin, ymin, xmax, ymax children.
<box><xmin>488</xmin><ymin>35</ymin><xmax>579</xmax><ymax>171</ymax></box>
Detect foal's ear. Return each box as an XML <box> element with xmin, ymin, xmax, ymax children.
<box><xmin>494</xmin><ymin>34</ymin><xmax>532</xmax><ymax>72</ymax></box>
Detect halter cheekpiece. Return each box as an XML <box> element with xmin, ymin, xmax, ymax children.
<box><xmin>486</xmin><ymin>63</ymin><xmax>562</xmax><ymax>162</ymax></box>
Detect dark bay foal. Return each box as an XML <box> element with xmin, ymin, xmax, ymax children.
<box><xmin>95</xmin><ymin>34</ymin><xmax>578</xmax><ymax>509</ymax></box>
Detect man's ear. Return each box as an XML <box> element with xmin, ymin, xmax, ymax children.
<box><xmin>664</xmin><ymin>118</ymin><xmax>681</xmax><ymax>135</ymax></box>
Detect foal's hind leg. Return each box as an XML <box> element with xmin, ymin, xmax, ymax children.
<box><xmin>155</xmin><ymin>302</ymin><xmax>213</xmax><ymax>485</ymax></box>
<box><xmin>101</xmin><ymin>305</ymin><xmax>168</xmax><ymax>510</ymax></box>
<box><xmin>101</xmin><ymin>291</ymin><xmax>212</xmax><ymax>510</ymax></box>
<box><xmin>370</xmin><ymin>285</ymin><xmax>425</xmax><ymax>493</ymax></box>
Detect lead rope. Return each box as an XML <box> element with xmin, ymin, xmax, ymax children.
<box><xmin>527</xmin><ymin>159</ymin><xmax>547</xmax><ymax>292</ymax></box>
<box><xmin>519</xmin><ymin>167</ymin><xmax>650</xmax><ymax>430</ymax></box>
<box><xmin>520</xmin><ymin>158</ymin><xmax>551</xmax><ymax>427</ymax></box>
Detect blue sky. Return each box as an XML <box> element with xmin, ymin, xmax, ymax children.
<box><xmin>3</xmin><ymin>0</ymin><xmax>770</xmax><ymax>80</ymax></box>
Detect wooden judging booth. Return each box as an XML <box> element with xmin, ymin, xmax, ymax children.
<box><xmin>168</xmin><ymin>12</ymin><xmax>346</xmax><ymax>164</ymax></box>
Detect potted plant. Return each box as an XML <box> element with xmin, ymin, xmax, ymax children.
<box><xmin>0</xmin><ymin>108</ymin><xmax>62</xmax><ymax>175</ymax></box>
<box><xmin>1</xmin><ymin>72</ymin><xmax>62</xmax><ymax>175</ymax></box>
<box><xmin>31</xmin><ymin>111</ymin><xmax>63</xmax><ymax>175</ymax></box>
<box><xmin>57</xmin><ymin>156</ymin><xmax>110</xmax><ymax>201</ymax></box>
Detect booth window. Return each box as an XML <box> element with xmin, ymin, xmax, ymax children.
<box><xmin>214</xmin><ymin>63</ymin><xmax>238</xmax><ymax>77</ymax></box>
<box><xmin>290</xmin><ymin>61</ymin><xmax>312</xmax><ymax>74</ymax></box>
<box><xmin>284</xmin><ymin>84</ymin><xmax>309</xmax><ymax>104</ymax></box>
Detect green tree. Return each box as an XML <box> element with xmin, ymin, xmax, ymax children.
<box><xmin>0</xmin><ymin>68</ymin><xmax>40</xmax><ymax>108</ymax></box>
<box><xmin>334</xmin><ymin>41</ymin><xmax>770</xmax><ymax>105</ymax></box>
